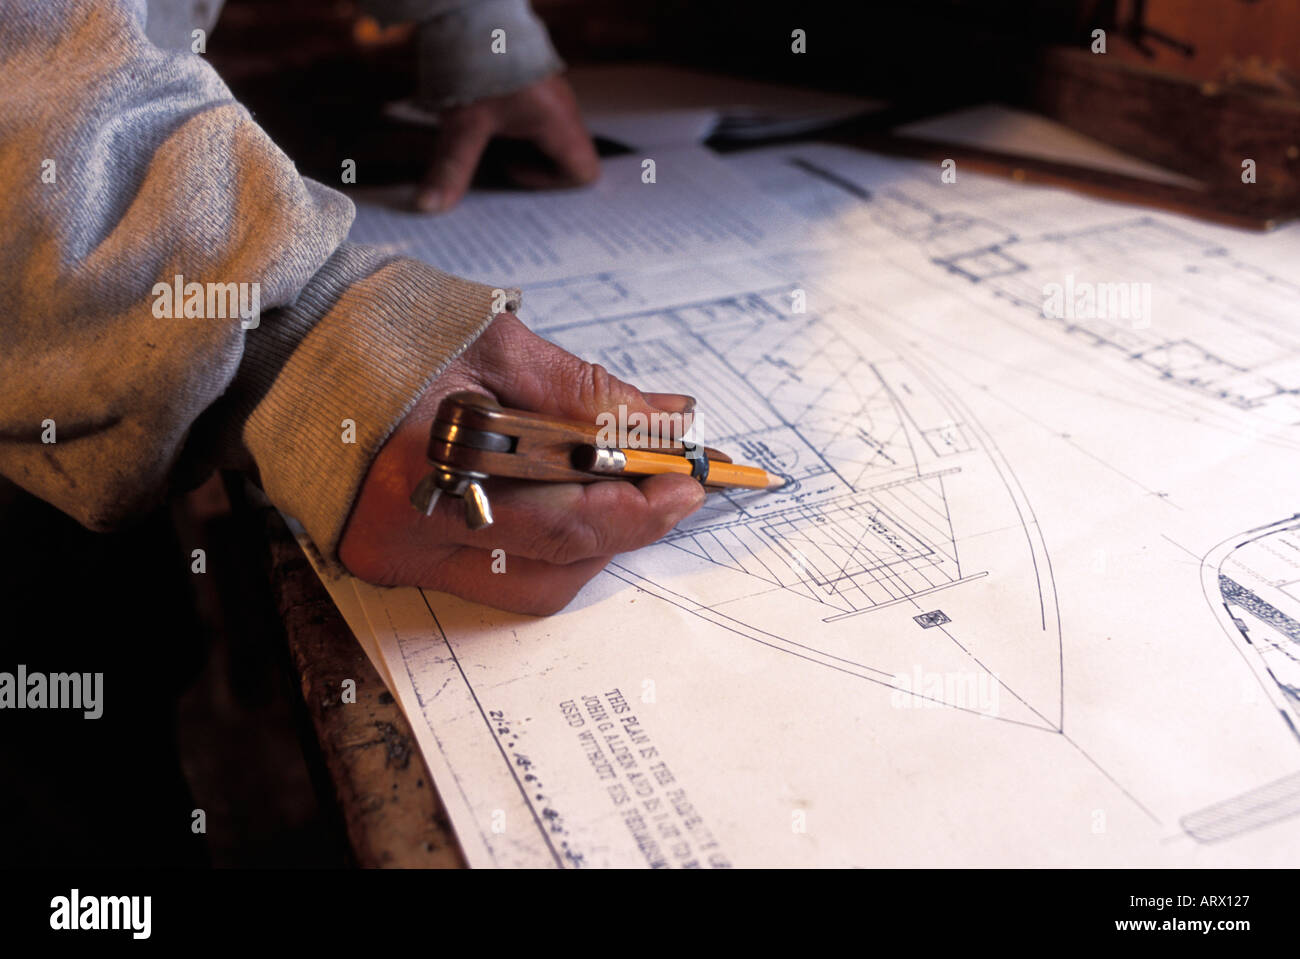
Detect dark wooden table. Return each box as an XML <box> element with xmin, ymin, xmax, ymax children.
<box><xmin>252</xmin><ymin>493</ymin><xmax>468</xmax><ymax>868</ymax></box>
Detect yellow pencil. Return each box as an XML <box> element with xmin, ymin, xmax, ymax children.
<box><xmin>576</xmin><ymin>445</ymin><xmax>786</xmax><ymax>491</ymax></box>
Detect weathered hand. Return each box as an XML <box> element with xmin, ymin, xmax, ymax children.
<box><xmin>416</xmin><ymin>74</ymin><xmax>599</xmax><ymax>213</ymax></box>
<box><xmin>337</xmin><ymin>313</ymin><xmax>702</xmax><ymax>614</ymax></box>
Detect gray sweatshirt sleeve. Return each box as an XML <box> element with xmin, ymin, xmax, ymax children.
<box><xmin>360</xmin><ymin>0</ymin><xmax>565</xmax><ymax>107</ymax></box>
<box><xmin>0</xmin><ymin>0</ymin><xmax>513</xmax><ymax>556</ymax></box>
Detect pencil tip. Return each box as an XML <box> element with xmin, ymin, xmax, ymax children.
<box><xmin>767</xmin><ymin>474</ymin><xmax>788</xmax><ymax>490</ymax></box>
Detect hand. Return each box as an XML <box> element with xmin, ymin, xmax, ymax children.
<box><xmin>337</xmin><ymin>313</ymin><xmax>703</xmax><ymax>615</ymax></box>
<box><xmin>416</xmin><ymin>74</ymin><xmax>600</xmax><ymax>213</ymax></box>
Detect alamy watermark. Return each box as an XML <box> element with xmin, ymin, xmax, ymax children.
<box><xmin>152</xmin><ymin>273</ymin><xmax>260</xmax><ymax>329</ymax></box>
<box><xmin>50</xmin><ymin>890</ymin><xmax>150</xmax><ymax>939</ymax></box>
<box><xmin>890</xmin><ymin>665</ymin><xmax>1000</xmax><ymax>717</ymax></box>
<box><xmin>0</xmin><ymin>665</ymin><xmax>102</xmax><ymax>719</ymax></box>
<box><xmin>594</xmin><ymin>405</ymin><xmax>705</xmax><ymax>451</ymax></box>
<box><xmin>1042</xmin><ymin>274</ymin><xmax>1152</xmax><ymax>329</ymax></box>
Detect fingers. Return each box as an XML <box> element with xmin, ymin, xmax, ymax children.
<box><xmin>501</xmin><ymin>74</ymin><xmax>599</xmax><ymax>189</ymax></box>
<box><xmin>416</xmin><ymin>74</ymin><xmax>598</xmax><ymax>211</ymax></box>
<box><xmin>414</xmin><ymin>474</ymin><xmax>704</xmax><ymax>614</ymax></box>
<box><xmin>428</xmin><ymin>472</ymin><xmax>705</xmax><ymax>564</ymax></box>
<box><xmin>523</xmin><ymin>114</ymin><xmax>600</xmax><ymax>188</ymax></box>
<box><xmin>424</xmin><ymin>548</ymin><xmax>612</xmax><ymax>616</ymax></box>
<box><xmin>642</xmin><ymin>392</ymin><xmax>696</xmax><ymax>414</ymax></box>
<box><xmin>503</xmin><ymin>157</ymin><xmax>592</xmax><ymax>192</ymax></box>
<box><xmin>348</xmin><ymin>310</ymin><xmax>710</xmax><ymax>614</ymax></box>
<box><xmin>417</xmin><ymin>110</ymin><xmax>494</xmax><ymax>213</ymax></box>
<box><xmin>466</xmin><ymin>313</ymin><xmax>691</xmax><ymax>434</ymax></box>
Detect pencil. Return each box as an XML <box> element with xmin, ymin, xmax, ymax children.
<box><xmin>576</xmin><ymin>445</ymin><xmax>786</xmax><ymax>491</ymax></box>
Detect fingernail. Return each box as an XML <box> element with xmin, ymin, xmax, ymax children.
<box><xmin>415</xmin><ymin>189</ymin><xmax>444</xmax><ymax>213</ymax></box>
<box><xmin>644</xmin><ymin>392</ymin><xmax>695</xmax><ymax>413</ymax></box>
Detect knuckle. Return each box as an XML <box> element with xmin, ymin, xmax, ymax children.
<box><xmin>577</xmin><ymin>361</ymin><xmax>610</xmax><ymax>412</ymax></box>
<box><xmin>572</xmin><ymin>361</ymin><xmax>635</xmax><ymax>414</ymax></box>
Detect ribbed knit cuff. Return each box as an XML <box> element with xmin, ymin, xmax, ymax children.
<box><xmin>232</xmin><ymin>242</ymin><xmax>517</xmax><ymax>558</ymax></box>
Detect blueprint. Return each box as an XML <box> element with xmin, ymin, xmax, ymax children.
<box><xmin>346</xmin><ymin>149</ymin><xmax>809</xmax><ymax>286</ymax></box>
<box><xmin>318</xmin><ymin>144</ymin><xmax>1300</xmax><ymax>866</ymax></box>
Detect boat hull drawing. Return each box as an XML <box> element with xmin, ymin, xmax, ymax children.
<box><xmin>537</xmin><ymin>282</ymin><xmax>1063</xmax><ymax>730</ymax></box>
<box><xmin>1201</xmin><ymin>515</ymin><xmax>1300</xmax><ymax>742</ymax></box>
<box><xmin>1179</xmin><ymin>516</ymin><xmax>1300</xmax><ymax>843</ymax></box>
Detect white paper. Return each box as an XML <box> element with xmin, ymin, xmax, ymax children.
<box><xmin>310</xmin><ymin>142</ymin><xmax>1300</xmax><ymax>866</ymax></box>
<box><xmin>346</xmin><ymin>148</ymin><xmax>808</xmax><ymax>286</ymax></box>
